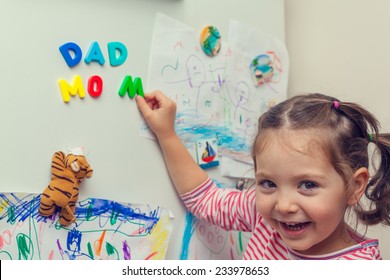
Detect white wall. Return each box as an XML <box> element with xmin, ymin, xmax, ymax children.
<box><xmin>285</xmin><ymin>0</ymin><xmax>390</xmax><ymax>259</ymax></box>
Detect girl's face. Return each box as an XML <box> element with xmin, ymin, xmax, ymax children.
<box><xmin>255</xmin><ymin>130</ymin><xmax>354</xmax><ymax>255</ymax></box>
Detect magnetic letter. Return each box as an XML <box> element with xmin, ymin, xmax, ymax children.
<box><xmin>88</xmin><ymin>75</ymin><xmax>103</xmax><ymax>98</ymax></box>
<box><xmin>84</xmin><ymin>41</ymin><xmax>105</xmax><ymax>65</ymax></box>
<box><xmin>107</xmin><ymin>42</ymin><xmax>128</xmax><ymax>67</ymax></box>
<box><xmin>58</xmin><ymin>75</ymin><xmax>86</xmax><ymax>103</ymax></box>
<box><xmin>118</xmin><ymin>76</ymin><xmax>144</xmax><ymax>98</ymax></box>
<box><xmin>59</xmin><ymin>42</ymin><xmax>82</xmax><ymax>68</ymax></box>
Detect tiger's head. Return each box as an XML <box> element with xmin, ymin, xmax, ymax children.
<box><xmin>66</xmin><ymin>154</ymin><xmax>93</xmax><ymax>180</ymax></box>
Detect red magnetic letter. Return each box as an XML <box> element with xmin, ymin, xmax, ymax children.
<box><xmin>88</xmin><ymin>75</ymin><xmax>103</xmax><ymax>98</ymax></box>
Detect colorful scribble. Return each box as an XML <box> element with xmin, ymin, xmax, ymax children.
<box><xmin>0</xmin><ymin>193</ymin><xmax>173</xmax><ymax>260</ymax></box>
<box><xmin>180</xmin><ymin>180</ymin><xmax>250</xmax><ymax>260</ymax></box>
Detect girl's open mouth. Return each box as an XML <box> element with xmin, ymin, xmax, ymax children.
<box><xmin>279</xmin><ymin>221</ymin><xmax>311</xmax><ymax>237</ymax></box>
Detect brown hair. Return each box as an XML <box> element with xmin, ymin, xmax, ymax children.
<box><xmin>252</xmin><ymin>93</ymin><xmax>390</xmax><ymax>226</ymax></box>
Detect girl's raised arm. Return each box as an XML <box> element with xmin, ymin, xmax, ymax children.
<box><xmin>136</xmin><ymin>91</ymin><xmax>209</xmax><ymax>195</ymax></box>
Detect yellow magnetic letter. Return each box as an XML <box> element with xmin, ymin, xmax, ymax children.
<box><xmin>58</xmin><ymin>75</ymin><xmax>86</xmax><ymax>103</ymax></box>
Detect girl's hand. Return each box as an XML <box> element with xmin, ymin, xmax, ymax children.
<box><xmin>136</xmin><ymin>90</ymin><xmax>208</xmax><ymax>194</ymax></box>
<box><xmin>136</xmin><ymin>90</ymin><xmax>177</xmax><ymax>140</ymax></box>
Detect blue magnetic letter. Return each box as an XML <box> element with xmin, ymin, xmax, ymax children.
<box><xmin>84</xmin><ymin>41</ymin><xmax>105</xmax><ymax>65</ymax></box>
<box><xmin>59</xmin><ymin>42</ymin><xmax>82</xmax><ymax>68</ymax></box>
<box><xmin>107</xmin><ymin>42</ymin><xmax>128</xmax><ymax>67</ymax></box>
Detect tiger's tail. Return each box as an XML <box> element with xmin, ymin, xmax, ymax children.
<box><xmin>59</xmin><ymin>204</ymin><xmax>76</xmax><ymax>226</ymax></box>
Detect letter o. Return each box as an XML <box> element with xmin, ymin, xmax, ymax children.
<box><xmin>88</xmin><ymin>75</ymin><xmax>103</xmax><ymax>98</ymax></box>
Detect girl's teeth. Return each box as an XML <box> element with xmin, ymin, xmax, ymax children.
<box><xmin>284</xmin><ymin>222</ymin><xmax>307</xmax><ymax>230</ymax></box>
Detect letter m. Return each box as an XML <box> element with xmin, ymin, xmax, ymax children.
<box><xmin>118</xmin><ymin>76</ymin><xmax>144</xmax><ymax>98</ymax></box>
<box><xmin>58</xmin><ymin>75</ymin><xmax>86</xmax><ymax>103</ymax></box>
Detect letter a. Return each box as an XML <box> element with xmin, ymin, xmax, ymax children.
<box><xmin>118</xmin><ymin>76</ymin><xmax>144</xmax><ymax>98</ymax></box>
<box><xmin>58</xmin><ymin>75</ymin><xmax>86</xmax><ymax>103</ymax></box>
<box><xmin>84</xmin><ymin>41</ymin><xmax>105</xmax><ymax>65</ymax></box>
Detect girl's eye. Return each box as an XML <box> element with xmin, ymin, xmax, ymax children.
<box><xmin>259</xmin><ymin>180</ymin><xmax>277</xmax><ymax>189</ymax></box>
<box><xmin>298</xmin><ymin>181</ymin><xmax>318</xmax><ymax>191</ymax></box>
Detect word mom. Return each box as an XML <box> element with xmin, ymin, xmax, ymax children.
<box><xmin>58</xmin><ymin>41</ymin><xmax>144</xmax><ymax>103</ymax></box>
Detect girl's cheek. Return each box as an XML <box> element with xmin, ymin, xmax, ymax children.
<box><xmin>255</xmin><ymin>195</ymin><xmax>271</xmax><ymax>216</ymax></box>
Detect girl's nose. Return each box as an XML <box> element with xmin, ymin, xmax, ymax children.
<box><xmin>275</xmin><ymin>195</ymin><xmax>299</xmax><ymax>214</ymax></box>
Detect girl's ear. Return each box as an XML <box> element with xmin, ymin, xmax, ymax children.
<box><xmin>347</xmin><ymin>167</ymin><xmax>369</xmax><ymax>206</ymax></box>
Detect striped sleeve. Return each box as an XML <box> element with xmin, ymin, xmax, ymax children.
<box><xmin>180</xmin><ymin>177</ymin><xmax>257</xmax><ymax>232</ymax></box>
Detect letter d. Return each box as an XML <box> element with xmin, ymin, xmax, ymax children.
<box><xmin>59</xmin><ymin>42</ymin><xmax>82</xmax><ymax>68</ymax></box>
<box><xmin>108</xmin><ymin>42</ymin><xmax>128</xmax><ymax>67</ymax></box>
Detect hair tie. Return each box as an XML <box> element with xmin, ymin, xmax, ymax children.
<box><xmin>333</xmin><ymin>101</ymin><xmax>339</xmax><ymax>109</ymax></box>
<box><xmin>369</xmin><ymin>133</ymin><xmax>373</xmax><ymax>142</ymax></box>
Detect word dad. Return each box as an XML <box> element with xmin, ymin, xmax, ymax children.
<box><xmin>58</xmin><ymin>41</ymin><xmax>144</xmax><ymax>103</ymax></box>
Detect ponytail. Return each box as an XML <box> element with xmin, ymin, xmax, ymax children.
<box><xmin>358</xmin><ymin>133</ymin><xmax>390</xmax><ymax>225</ymax></box>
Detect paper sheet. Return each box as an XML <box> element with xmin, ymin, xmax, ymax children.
<box><xmin>0</xmin><ymin>192</ymin><xmax>173</xmax><ymax>260</ymax></box>
<box><xmin>144</xmin><ymin>14</ymin><xmax>288</xmax><ymax>178</ymax></box>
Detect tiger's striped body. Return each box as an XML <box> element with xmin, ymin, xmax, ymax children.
<box><xmin>39</xmin><ymin>151</ymin><xmax>93</xmax><ymax>226</ymax></box>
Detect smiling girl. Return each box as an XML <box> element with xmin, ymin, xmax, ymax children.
<box><xmin>136</xmin><ymin>91</ymin><xmax>390</xmax><ymax>259</ymax></box>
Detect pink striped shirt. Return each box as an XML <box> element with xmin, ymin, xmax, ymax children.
<box><xmin>180</xmin><ymin>177</ymin><xmax>381</xmax><ymax>260</ymax></box>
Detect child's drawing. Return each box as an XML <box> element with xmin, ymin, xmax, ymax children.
<box><xmin>179</xmin><ymin>180</ymin><xmax>250</xmax><ymax>260</ymax></box>
<box><xmin>195</xmin><ymin>138</ymin><xmax>219</xmax><ymax>169</ymax></box>
<box><xmin>180</xmin><ymin>211</ymin><xmax>250</xmax><ymax>260</ymax></box>
<box><xmin>0</xmin><ymin>192</ymin><xmax>173</xmax><ymax>260</ymax></box>
<box><xmin>144</xmin><ymin>14</ymin><xmax>288</xmax><ymax>178</ymax></box>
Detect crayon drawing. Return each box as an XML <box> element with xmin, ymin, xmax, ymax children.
<box><xmin>179</xmin><ymin>180</ymin><xmax>250</xmax><ymax>260</ymax></box>
<box><xmin>0</xmin><ymin>192</ymin><xmax>173</xmax><ymax>260</ymax></box>
<box><xmin>145</xmin><ymin>14</ymin><xmax>288</xmax><ymax>178</ymax></box>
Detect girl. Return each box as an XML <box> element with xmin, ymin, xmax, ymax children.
<box><xmin>136</xmin><ymin>91</ymin><xmax>390</xmax><ymax>260</ymax></box>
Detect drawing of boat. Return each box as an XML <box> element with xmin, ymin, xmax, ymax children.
<box><xmin>201</xmin><ymin>141</ymin><xmax>216</xmax><ymax>163</ymax></box>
